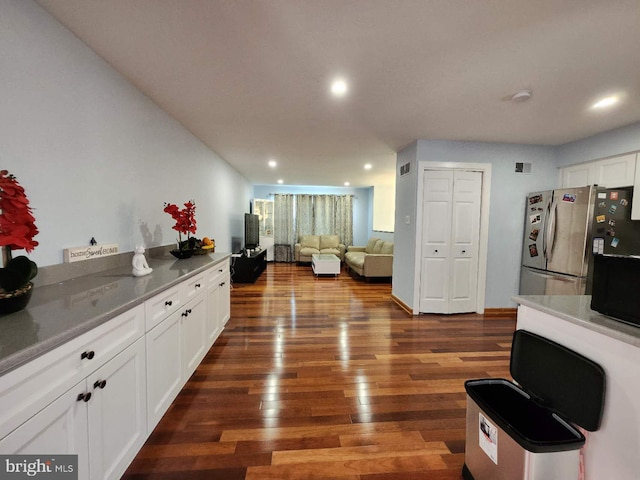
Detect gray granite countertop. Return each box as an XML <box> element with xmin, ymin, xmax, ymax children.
<box><xmin>512</xmin><ymin>295</ymin><xmax>640</xmax><ymax>348</ymax></box>
<box><xmin>0</xmin><ymin>252</ymin><xmax>230</xmax><ymax>376</ymax></box>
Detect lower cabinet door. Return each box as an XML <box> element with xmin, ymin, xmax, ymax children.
<box><xmin>88</xmin><ymin>337</ymin><xmax>147</xmax><ymax>480</ymax></box>
<box><xmin>0</xmin><ymin>381</ymin><xmax>91</xmax><ymax>479</ymax></box>
<box><xmin>146</xmin><ymin>311</ymin><xmax>182</xmax><ymax>433</ymax></box>
<box><xmin>207</xmin><ymin>282</ymin><xmax>222</xmax><ymax>346</ymax></box>
<box><xmin>181</xmin><ymin>293</ymin><xmax>207</xmax><ymax>380</ymax></box>
<box><xmin>218</xmin><ymin>273</ymin><xmax>231</xmax><ymax>328</ymax></box>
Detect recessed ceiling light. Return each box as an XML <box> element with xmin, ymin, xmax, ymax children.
<box><xmin>331</xmin><ymin>78</ymin><xmax>348</xmax><ymax>97</ymax></box>
<box><xmin>277</xmin><ymin>179</ymin><xmax>283</xmax><ymax>184</ymax></box>
<box><xmin>344</xmin><ymin>181</ymin><xmax>350</xmax><ymax>186</ymax></box>
<box><xmin>364</xmin><ymin>164</ymin><xmax>372</xmax><ymax>170</ymax></box>
<box><xmin>268</xmin><ymin>160</ymin><xmax>277</xmax><ymax>168</ymax></box>
<box><xmin>511</xmin><ymin>90</ymin><xmax>532</xmax><ymax>102</ymax></box>
<box><xmin>591</xmin><ymin>95</ymin><xmax>619</xmax><ymax>110</ymax></box>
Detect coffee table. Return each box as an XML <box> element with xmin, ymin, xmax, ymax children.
<box><xmin>312</xmin><ymin>253</ymin><xmax>340</xmax><ymax>277</ymax></box>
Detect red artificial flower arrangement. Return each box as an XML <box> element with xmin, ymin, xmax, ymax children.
<box><xmin>164</xmin><ymin>200</ymin><xmax>197</xmax><ymax>249</ymax></box>
<box><xmin>0</xmin><ymin>170</ymin><xmax>39</xmax><ymax>300</ymax></box>
<box><xmin>0</xmin><ymin>170</ymin><xmax>39</xmax><ymax>253</ymax></box>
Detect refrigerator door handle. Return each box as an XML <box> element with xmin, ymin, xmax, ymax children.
<box><xmin>545</xmin><ymin>198</ymin><xmax>558</xmax><ymax>262</ymax></box>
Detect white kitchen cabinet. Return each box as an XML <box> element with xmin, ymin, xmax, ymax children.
<box><xmin>144</xmin><ymin>283</ymin><xmax>182</xmax><ymax>331</ymax></box>
<box><xmin>0</xmin><ymin>256</ymin><xmax>231</xmax><ymax>480</ymax></box>
<box><xmin>181</xmin><ymin>293</ymin><xmax>207</xmax><ymax>380</ymax></box>
<box><xmin>560</xmin><ymin>153</ymin><xmax>637</xmax><ymax>188</ymax></box>
<box><xmin>595</xmin><ymin>153</ymin><xmax>636</xmax><ymax>187</ymax></box>
<box><xmin>0</xmin><ymin>304</ymin><xmax>144</xmax><ymax>443</ymax></box>
<box><xmin>218</xmin><ymin>273</ymin><xmax>231</xmax><ymax>328</ymax></box>
<box><xmin>146</xmin><ymin>310</ymin><xmax>182</xmax><ymax>432</ymax></box>
<box><xmin>0</xmin><ymin>382</ymin><xmax>91</xmax><ymax>479</ymax></box>
<box><xmin>182</xmin><ymin>271</ymin><xmax>206</xmax><ymax>303</ymax></box>
<box><xmin>560</xmin><ymin>162</ymin><xmax>594</xmax><ymax>188</ymax></box>
<box><xmin>88</xmin><ymin>337</ymin><xmax>146</xmax><ymax>480</ymax></box>
<box><xmin>206</xmin><ymin>260</ymin><xmax>230</xmax><ymax>346</ymax></box>
<box><xmin>0</xmin><ymin>336</ymin><xmax>146</xmax><ymax>480</ymax></box>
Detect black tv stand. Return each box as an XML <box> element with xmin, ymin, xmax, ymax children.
<box><xmin>231</xmin><ymin>249</ymin><xmax>267</xmax><ymax>283</ymax></box>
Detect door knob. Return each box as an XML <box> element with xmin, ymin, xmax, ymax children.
<box><xmin>81</xmin><ymin>351</ymin><xmax>95</xmax><ymax>360</ymax></box>
<box><xmin>77</xmin><ymin>392</ymin><xmax>92</xmax><ymax>402</ymax></box>
<box><xmin>462</xmin><ymin>250</ymin><xmax>466</xmax><ymax>254</ymax></box>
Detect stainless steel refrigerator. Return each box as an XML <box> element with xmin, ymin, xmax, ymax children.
<box><xmin>519</xmin><ymin>185</ymin><xmax>597</xmax><ymax>295</ymax></box>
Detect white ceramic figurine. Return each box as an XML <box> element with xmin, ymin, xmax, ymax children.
<box><xmin>132</xmin><ymin>245</ymin><xmax>153</xmax><ymax>277</ymax></box>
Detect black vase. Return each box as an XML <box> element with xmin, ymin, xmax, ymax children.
<box><xmin>0</xmin><ymin>282</ymin><xmax>33</xmax><ymax>315</ymax></box>
<box><xmin>170</xmin><ymin>249</ymin><xmax>194</xmax><ymax>259</ymax></box>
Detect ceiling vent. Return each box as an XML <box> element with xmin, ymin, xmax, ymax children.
<box><xmin>515</xmin><ymin>162</ymin><xmax>532</xmax><ymax>174</ymax></box>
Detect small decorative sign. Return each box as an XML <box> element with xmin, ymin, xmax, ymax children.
<box><xmin>63</xmin><ymin>244</ymin><xmax>119</xmax><ymax>263</ymax></box>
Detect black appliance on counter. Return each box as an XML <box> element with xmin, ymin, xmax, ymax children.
<box><xmin>591</xmin><ymin>254</ymin><xmax>640</xmax><ymax>327</ymax></box>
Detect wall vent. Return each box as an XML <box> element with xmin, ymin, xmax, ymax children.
<box><xmin>515</xmin><ymin>162</ymin><xmax>532</xmax><ymax>174</ymax></box>
<box><xmin>399</xmin><ymin>162</ymin><xmax>411</xmax><ymax>176</ymax></box>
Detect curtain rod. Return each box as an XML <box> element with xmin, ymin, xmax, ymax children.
<box><xmin>267</xmin><ymin>193</ymin><xmax>355</xmax><ymax>198</ymax></box>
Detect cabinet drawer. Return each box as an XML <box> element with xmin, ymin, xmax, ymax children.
<box><xmin>208</xmin><ymin>260</ymin><xmax>229</xmax><ymax>287</ymax></box>
<box><xmin>145</xmin><ymin>284</ymin><xmax>182</xmax><ymax>331</ymax></box>
<box><xmin>182</xmin><ymin>272</ymin><xmax>206</xmax><ymax>302</ymax></box>
<box><xmin>0</xmin><ymin>304</ymin><xmax>144</xmax><ymax>440</ymax></box>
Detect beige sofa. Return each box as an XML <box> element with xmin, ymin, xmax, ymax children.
<box><xmin>344</xmin><ymin>237</ymin><xmax>394</xmax><ymax>278</ymax></box>
<box><xmin>294</xmin><ymin>235</ymin><xmax>346</xmax><ymax>262</ymax></box>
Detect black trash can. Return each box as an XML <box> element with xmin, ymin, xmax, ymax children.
<box><xmin>462</xmin><ymin>330</ymin><xmax>606</xmax><ymax>480</ymax></box>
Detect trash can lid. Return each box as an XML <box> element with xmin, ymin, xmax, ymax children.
<box><xmin>510</xmin><ymin>330</ymin><xmax>606</xmax><ymax>432</ymax></box>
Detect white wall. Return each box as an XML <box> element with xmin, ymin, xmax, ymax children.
<box><xmin>557</xmin><ymin>122</ymin><xmax>640</xmax><ymax>167</ymax></box>
<box><xmin>1</xmin><ymin>0</ymin><xmax>251</xmax><ymax>267</ymax></box>
<box><xmin>393</xmin><ymin>140</ymin><xmax>558</xmax><ymax>308</ymax></box>
<box><xmin>391</xmin><ymin>143</ymin><xmax>419</xmax><ymax>306</ymax></box>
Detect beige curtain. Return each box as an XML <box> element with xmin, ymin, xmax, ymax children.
<box><xmin>334</xmin><ymin>194</ymin><xmax>353</xmax><ymax>247</ymax></box>
<box><xmin>273</xmin><ymin>193</ymin><xmax>354</xmax><ymax>262</ymax></box>
<box><xmin>295</xmin><ymin>194</ymin><xmax>313</xmax><ymax>237</ymax></box>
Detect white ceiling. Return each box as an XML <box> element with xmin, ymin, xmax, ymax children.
<box><xmin>36</xmin><ymin>0</ymin><xmax>640</xmax><ymax>187</ymax></box>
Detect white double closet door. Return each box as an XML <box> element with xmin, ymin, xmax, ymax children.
<box><xmin>420</xmin><ymin>169</ymin><xmax>482</xmax><ymax>314</ymax></box>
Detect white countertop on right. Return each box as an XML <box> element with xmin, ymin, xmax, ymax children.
<box><xmin>512</xmin><ymin>294</ymin><xmax>640</xmax><ymax>348</ymax></box>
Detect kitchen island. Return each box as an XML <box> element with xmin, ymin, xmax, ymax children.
<box><xmin>513</xmin><ymin>295</ymin><xmax>640</xmax><ymax>480</ymax></box>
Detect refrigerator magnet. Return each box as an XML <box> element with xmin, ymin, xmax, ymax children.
<box><xmin>562</xmin><ymin>193</ymin><xmax>577</xmax><ymax>202</ymax></box>
<box><xmin>620</xmin><ymin>198</ymin><xmax>629</xmax><ymax>206</ymax></box>
<box><xmin>529</xmin><ymin>228</ymin><xmax>539</xmax><ymax>241</ymax></box>
<box><xmin>598</xmin><ymin>201</ymin><xmax>607</xmax><ymax>208</ymax></box>
<box><xmin>592</xmin><ymin>237</ymin><xmax>604</xmax><ymax>255</ymax></box>
<box><xmin>610</xmin><ymin>191</ymin><xmax>619</xmax><ymax>200</ymax></box>
<box><xmin>609</xmin><ymin>204</ymin><xmax>618</xmax><ymax>215</ymax></box>
<box><xmin>598</xmin><ymin>193</ymin><xmax>607</xmax><ymax>199</ymax></box>
<box><xmin>596</xmin><ymin>215</ymin><xmax>606</xmax><ymax>223</ymax></box>
<box><xmin>529</xmin><ymin>244</ymin><xmax>539</xmax><ymax>257</ymax></box>
<box><xmin>529</xmin><ymin>213</ymin><xmax>541</xmax><ymax>224</ymax></box>
<box><xmin>611</xmin><ymin>238</ymin><xmax>620</xmax><ymax>248</ymax></box>
<box><xmin>529</xmin><ymin>194</ymin><xmax>543</xmax><ymax>205</ymax></box>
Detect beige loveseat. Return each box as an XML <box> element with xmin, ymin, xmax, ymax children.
<box><xmin>344</xmin><ymin>237</ymin><xmax>394</xmax><ymax>278</ymax></box>
<box><xmin>294</xmin><ymin>235</ymin><xmax>346</xmax><ymax>262</ymax></box>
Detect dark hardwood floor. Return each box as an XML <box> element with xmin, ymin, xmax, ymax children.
<box><xmin>122</xmin><ymin>262</ymin><xmax>516</xmax><ymax>479</ymax></box>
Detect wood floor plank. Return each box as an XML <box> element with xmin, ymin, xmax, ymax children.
<box><xmin>122</xmin><ymin>262</ymin><xmax>516</xmax><ymax>479</ymax></box>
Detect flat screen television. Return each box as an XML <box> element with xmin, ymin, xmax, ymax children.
<box><xmin>244</xmin><ymin>213</ymin><xmax>260</xmax><ymax>250</ymax></box>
